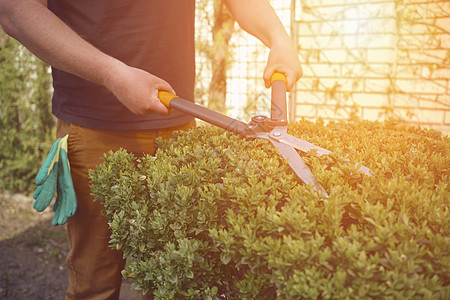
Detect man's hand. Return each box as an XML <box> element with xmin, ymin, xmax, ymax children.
<box><xmin>263</xmin><ymin>42</ymin><xmax>303</xmax><ymax>92</ymax></box>
<box><xmin>105</xmin><ymin>63</ymin><xmax>175</xmax><ymax>116</ymax></box>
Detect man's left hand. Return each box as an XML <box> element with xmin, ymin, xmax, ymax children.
<box><xmin>263</xmin><ymin>41</ymin><xmax>303</xmax><ymax>92</ymax></box>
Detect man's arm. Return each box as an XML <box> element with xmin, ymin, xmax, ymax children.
<box><xmin>0</xmin><ymin>0</ymin><xmax>172</xmax><ymax>115</ymax></box>
<box><xmin>223</xmin><ymin>0</ymin><xmax>302</xmax><ymax>91</ymax></box>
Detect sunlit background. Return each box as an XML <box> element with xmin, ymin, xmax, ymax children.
<box><xmin>195</xmin><ymin>0</ymin><xmax>450</xmax><ymax>136</ymax></box>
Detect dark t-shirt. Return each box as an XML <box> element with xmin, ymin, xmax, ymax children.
<box><xmin>48</xmin><ymin>0</ymin><xmax>195</xmax><ymax>130</ymax></box>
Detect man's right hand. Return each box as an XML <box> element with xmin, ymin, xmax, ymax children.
<box><xmin>104</xmin><ymin>63</ymin><xmax>175</xmax><ymax>116</ymax></box>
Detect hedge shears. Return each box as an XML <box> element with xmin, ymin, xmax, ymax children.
<box><xmin>158</xmin><ymin>73</ymin><xmax>371</xmax><ymax>198</ymax></box>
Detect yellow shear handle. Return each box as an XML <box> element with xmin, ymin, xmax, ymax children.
<box><xmin>158</xmin><ymin>91</ymin><xmax>179</xmax><ymax>108</ymax></box>
<box><xmin>270</xmin><ymin>72</ymin><xmax>287</xmax><ymax>85</ymax></box>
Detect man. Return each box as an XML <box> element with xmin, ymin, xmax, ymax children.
<box><xmin>0</xmin><ymin>0</ymin><xmax>302</xmax><ymax>298</ymax></box>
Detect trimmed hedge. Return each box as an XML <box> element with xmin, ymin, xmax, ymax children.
<box><xmin>90</xmin><ymin>119</ymin><xmax>449</xmax><ymax>299</ymax></box>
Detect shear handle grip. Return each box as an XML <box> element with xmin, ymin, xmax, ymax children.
<box><xmin>270</xmin><ymin>72</ymin><xmax>287</xmax><ymax>123</ymax></box>
<box><xmin>158</xmin><ymin>91</ymin><xmax>251</xmax><ymax>137</ymax></box>
<box><xmin>158</xmin><ymin>91</ymin><xmax>178</xmax><ymax>108</ymax></box>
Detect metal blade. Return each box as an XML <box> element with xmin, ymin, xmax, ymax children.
<box><xmin>354</xmin><ymin>164</ymin><xmax>372</xmax><ymax>177</ymax></box>
<box><xmin>270</xmin><ymin>130</ymin><xmax>332</xmax><ymax>156</ymax></box>
<box><xmin>270</xmin><ymin>130</ymin><xmax>372</xmax><ymax>177</ymax></box>
<box><xmin>270</xmin><ymin>138</ymin><xmax>329</xmax><ymax>198</ymax></box>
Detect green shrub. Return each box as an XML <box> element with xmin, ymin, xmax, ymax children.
<box><xmin>90</xmin><ymin>119</ymin><xmax>449</xmax><ymax>299</ymax></box>
<box><xmin>0</xmin><ymin>32</ymin><xmax>55</xmax><ymax>193</ymax></box>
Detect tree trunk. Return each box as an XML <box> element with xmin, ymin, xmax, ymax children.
<box><xmin>208</xmin><ymin>0</ymin><xmax>234</xmax><ymax>112</ymax></box>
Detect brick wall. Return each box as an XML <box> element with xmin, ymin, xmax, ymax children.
<box><xmin>294</xmin><ymin>0</ymin><xmax>450</xmax><ymax>135</ymax></box>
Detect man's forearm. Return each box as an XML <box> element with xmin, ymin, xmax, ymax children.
<box><xmin>0</xmin><ymin>0</ymin><xmax>122</xmax><ymax>89</ymax></box>
<box><xmin>223</xmin><ymin>0</ymin><xmax>291</xmax><ymax>48</ymax></box>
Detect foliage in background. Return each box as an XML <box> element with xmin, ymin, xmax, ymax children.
<box><xmin>90</xmin><ymin>120</ymin><xmax>449</xmax><ymax>299</ymax></box>
<box><xmin>0</xmin><ymin>31</ymin><xmax>55</xmax><ymax>193</ymax></box>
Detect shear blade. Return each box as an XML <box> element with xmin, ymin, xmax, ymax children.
<box><xmin>273</xmin><ymin>132</ymin><xmax>332</xmax><ymax>156</ymax></box>
<box><xmin>270</xmin><ymin>139</ymin><xmax>329</xmax><ymax>198</ymax></box>
<box><xmin>272</xmin><ymin>131</ymin><xmax>372</xmax><ymax>177</ymax></box>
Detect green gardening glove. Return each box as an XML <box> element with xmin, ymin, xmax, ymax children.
<box><xmin>52</xmin><ymin>136</ymin><xmax>77</xmax><ymax>225</ymax></box>
<box><xmin>33</xmin><ymin>135</ymin><xmax>77</xmax><ymax>225</ymax></box>
<box><xmin>33</xmin><ymin>137</ymin><xmax>62</xmax><ymax>211</ymax></box>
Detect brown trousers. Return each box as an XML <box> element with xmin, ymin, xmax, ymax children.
<box><xmin>57</xmin><ymin>120</ymin><xmax>195</xmax><ymax>300</ymax></box>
